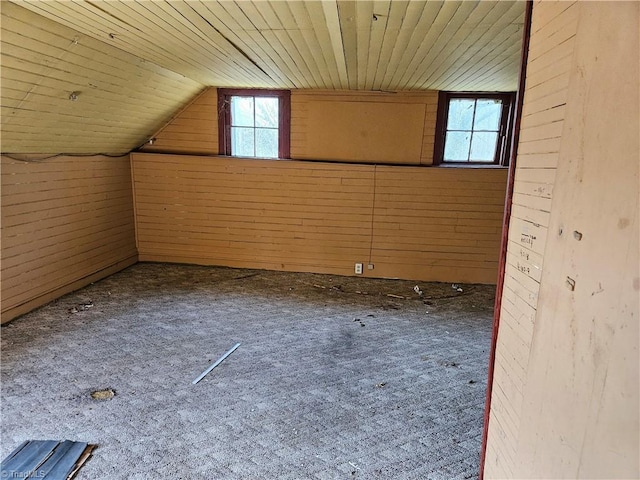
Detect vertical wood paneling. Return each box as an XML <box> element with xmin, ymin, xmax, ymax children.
<box><xmin>1</xmin><ymin>155</ymin><xmax>138</xmax><ymax>323</ymax></box>
<box><xmin>131</xmin><ymin>153</ymin><xmax>507</xmax><ymax>284</ymax></box>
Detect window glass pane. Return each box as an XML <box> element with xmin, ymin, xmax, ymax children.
<box><xmin>255</xmin><ymin>97</ymin><xmax>279</xmax><ymax>128</ymax></box>
<box><xmin>469</xmin><ymin>132</ymin><xmax>498</xmax><ymax>162</ymax></box>
<box><xmin>231</xmin><ymin>96</ymin><xmax>254</xmax><ymax>127</ymax></box>
<box><xmin>255</xmin><ymin>128</ymin><xmax>278</xmax><ymax>158</ymax></box>
<box><xmin>231</xmin><ymin>126</ymin><xmax>254</xmax><ymax>156</ymax></box>
<box><xmin>474</xmin><ymin>99</ymin><xmax>502</xmax><ymax>131</ymax></box>
<box><xmin>444</xmin><ymin>131</ymin><xmax>471</xmax><ymax>161</ymax></box>
<box><xmin>446</xmin><ymin>99</ymin><xmax>475</xmax><ymax>130</ymax></box>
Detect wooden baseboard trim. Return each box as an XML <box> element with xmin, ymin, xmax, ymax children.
<box><xmin>1</xmin><ymin>254</ymin><xmax>138</xmax><ymax>324</ymax></box>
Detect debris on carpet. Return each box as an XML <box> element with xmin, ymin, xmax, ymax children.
<box><xmin>1</xmin><ymin>440</ymin><xmax>95</xmax><ymax>480</ymax></box>
<box><xmin>90</xmin><ymin>389</ymin><xmax>115</xmax><ymax>400</ymax></box>
<box><xmin>68</xmin><ymin>302</ymin><xmax>93</xmax><ymax>314</ymax></box>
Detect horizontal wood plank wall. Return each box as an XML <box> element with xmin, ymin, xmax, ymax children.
<box><xmin>1</xmin><ymin>154</ymin><xmax>137</xmax><ymax>323</ymax></box>
<box><xmin>512</xmin><ymin>2</ymin><xmax>639</xmax><ymax>477</ymax></box>
<box><xmin>132</xmin><ymin>153</ymin><xmax>506</xmax><ymax>283</ymax></box>
<box><xmin>291</xmin><ymin>90</ymin><xmax>438</xmax><ymax>165</ymax></box>
<box><xmin>132</xmin><ymin>153</ymin><xmax>374</xmax><ymax>275</ymax></box>
<box><xmin>484</xmin><ymin>1</ymin><xmax>579</xmax><ymax>477</ymax></box>
<box><xmin>372</xmin><ymin>166</ymin><xmax>507</xmax><ymax>283</ymax></box>
<box><xmin>140</xmin><ymin>88</ymin><xmax>218</xmax><ymax>155</ymax></box>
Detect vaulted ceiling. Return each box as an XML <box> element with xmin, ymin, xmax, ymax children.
<box><xmin>1</xmin><ymin>1</ymin><xmax>525</xmax><ymax>154</ymax></box>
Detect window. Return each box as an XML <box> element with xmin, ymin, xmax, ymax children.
<box><xmin>434</xmin><ymin>92</ymin><xmax>515</xmax><ymax>166</ymax></box>
<box><xmin>218</xmin><ymin>89</ymin><xmax>290</xmax><ymax>159</ymax></box>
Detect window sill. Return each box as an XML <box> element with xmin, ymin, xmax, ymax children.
<box><xmin>218</xmin><ymin>154</ymin><xmax>287</xmax><ymax>161</ymax></box>
<box><xmin>435</xmin><ymin>163</ymin><xmax>508</xmax><ymax>169</ymax></box>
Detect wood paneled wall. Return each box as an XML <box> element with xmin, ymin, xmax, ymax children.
<box><xmin>142</xmin><ymin>88</ymin><xmax>439</xmax><ymax>165</ymax></box>
<box><xmin>485</xmin><ymin>3</ymin><xmax>580</xmax><ymax>475</ymax></box>
<box><xmin>485</xmin><ymin>2</ymin><xmax>639</xmax><ymax>478</ymax></box>
<box><xmin>141</xmin><ymin>88</ymin><xmax>218</xmax><ymax>155</ymax></box>
<box><xmin>371</xmin><ymin>166</ymin><xmax>506</xmax><ymax>281</ymax></box>
<box><xmin>1</xmin><ymin>155</ymin><xmax>137</xmax><ymax>323</ymax></box>
<box><xmin>132</xmin><ymin>153</ymin><xmax>506</xmax><ymax>284</ymax></box>
<box><xmin>291</xmin><ymin>90</ymin><xmax>438</xmax><ymax>164</ymax></box>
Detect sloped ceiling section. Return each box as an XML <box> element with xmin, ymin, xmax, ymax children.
<box><xmin>1</xmin><ymin>2</ymin><xmax>204</xmax><ymax>154</ymax></box>
<box><xmin>1</xmin><ymin>0</ymin><xmax>525</xmax><ymax>155</ymax></box>
<box><xmin>14</xmin><ymin>0</ymin><xmax>525</xmax><ymax>91</ymax></box>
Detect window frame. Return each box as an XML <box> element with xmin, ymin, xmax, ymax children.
<box><xmin>433</xmin><ymin>92</ymin><xmax>516</xmax><ymax>166</ymax></box>
<box><xmin>218</xmin><ymin>88</ymin><xmax>291</xmax><ymax>159</ymax></box>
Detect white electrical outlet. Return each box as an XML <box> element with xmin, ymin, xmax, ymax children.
<box><xmin>355</xmin><ymin>263</ymin><xmax>363</xmax><ymax>275</ymax></box>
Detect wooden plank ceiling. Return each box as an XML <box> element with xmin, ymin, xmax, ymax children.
<box><xmin>1</xmin><ymin>0</ymin><xmax>525</xmax><ymax>154</ymax></box>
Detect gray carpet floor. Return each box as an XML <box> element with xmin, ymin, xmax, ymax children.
<box><xmin>1</xmin><ymin>263</ymin><xmax>494</xmax><ymax>479</ymax></box>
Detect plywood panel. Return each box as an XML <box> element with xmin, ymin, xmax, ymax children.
<box><xmin>291</xmin><ymin>90</ymin><xmax>438</xmax><ymax>165</ymax></box>
<box><xmin>1</xmin><ymin>155</ymin><xmax>138</xmax><ymax>323</ymax></box>
<box><xmin>131</xmin><ymin>153</ymin><xmax>507</xmax><ymax>284</ymax></box>
<box><xmin>486</xmin><ymin>1</ymin><xmax>639</xmax><ymax>479</ymax></box>
<box><xmin>511</xmin><ymin>2</ymin><xmax>639</xmax><ymax>477</ymax></box>
<box><xmin>303</xmin><ymin>101</ymin><xmax>425</xmax><ymax>163</ymax></box>
<box><xmin>484</xmin><ymin>1</ymin><xmax>579</xmax><ymax>476</ymax></box>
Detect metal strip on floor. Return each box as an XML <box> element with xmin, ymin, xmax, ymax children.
<box><xmin>0</xmin><ymin>440</ymin><xmax>93</xmax><ymax>480</ymax></box>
